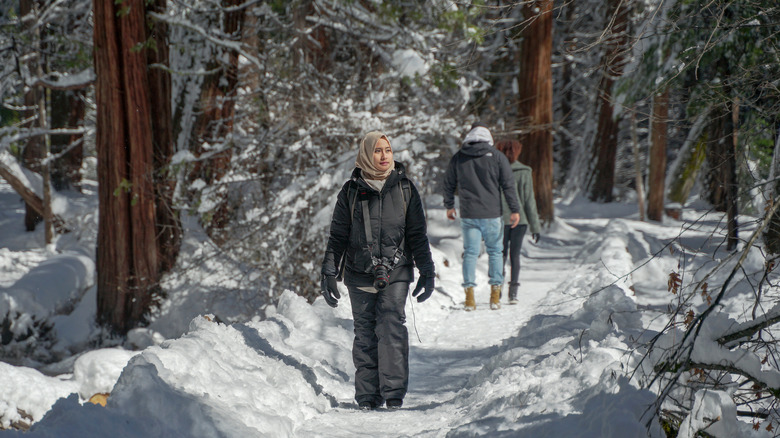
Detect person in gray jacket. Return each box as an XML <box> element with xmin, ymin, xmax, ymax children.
<box><xmin>495</xmin><ymin>138</ymin><xmax>541</xmax><ymax>304</ymax></box>
<box><xmin>443</xmin><ymin>123</ymin><xmax>520</xmax><ymax>311</ymax></box>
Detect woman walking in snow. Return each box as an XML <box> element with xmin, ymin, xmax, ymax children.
<box><xmin>495</xmin><ymin>138</ymin><xmax>541</xmax><ymax>304</ymax></box>
<box><xmin>320</xmin><ymin>131</ymin><xmax>436</xmax><ymax>411</ymax></box>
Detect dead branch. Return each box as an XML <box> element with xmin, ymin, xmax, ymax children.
<box><xmin>0</xmin><ymin>154</ymin><xmax>67</xmax><ymax>233</ymax></box>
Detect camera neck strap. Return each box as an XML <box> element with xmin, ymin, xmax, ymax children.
<box><xmin>361</xmin><ymin>198</ymin><xmax>374</xmax><ymax>247</ymax></box>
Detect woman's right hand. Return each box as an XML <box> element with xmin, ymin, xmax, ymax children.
<box><xmin>321</xmin><ymin>275</ymin><xmax>340</xmax><ymax>308</ymax></box>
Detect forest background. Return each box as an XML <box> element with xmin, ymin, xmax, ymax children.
<box><xmin>1</xmin><ymin>0</ymin><xmax>779</xmax><ymax>435</ymax></box>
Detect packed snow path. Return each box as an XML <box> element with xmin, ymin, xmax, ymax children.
<box><xmin>295</xmin><ymin>213</ymin><xmax>587</xmax><ymax>437</ymax></box>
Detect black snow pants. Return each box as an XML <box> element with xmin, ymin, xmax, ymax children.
<box><xmin>502</xmin><ymin>224</ymin><xmax>528</xmax><ymax>286</ymax></box>
<box><xmin>347</xmin><ymin>282</ymin><xmax>409</xmax><ymax>405</ymax></box>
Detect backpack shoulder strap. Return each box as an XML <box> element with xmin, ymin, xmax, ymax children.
<box><xmin>337</xmin><ymin>179</ymin><xmax>359</xmax><ymax>281</ymax></box>
<box><xmin>347</xmin><ymin>180</ymin><xmax>359</xmax><ymax>224</ymax></box>
<box><xmin>398</xmin><ymin>178</ymin><xmax>411</xmax><ymax>217</ymax></box>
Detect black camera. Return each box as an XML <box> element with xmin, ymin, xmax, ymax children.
<box><xmin>372</xmin><ymin>260</ymin><xmax>391</xmax><ymax>290</ymax></box>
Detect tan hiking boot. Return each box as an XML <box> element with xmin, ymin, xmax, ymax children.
<box><xmin>464</xmin><ymin>287</ymin><xmax>476</xmax><ymax>311</ymax></box>
<box><xmin>490</xmin><ymin>285</ymin><xmax>501</xmax><ymax>310</ymax></box>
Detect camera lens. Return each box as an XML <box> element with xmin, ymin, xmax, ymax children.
<box><xmin>373</xmin><ymin>264</ymin><xmax>389</xmax><ymax>290</ymax></box>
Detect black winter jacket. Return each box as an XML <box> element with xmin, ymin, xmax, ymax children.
<box><xmin>442</xmin><ymin>141</ymin><xmax>521</xmax><ymax>219</ymax></box>
<box><xmin>322</xmin><ymin>162</ymin><xmax>435</xmax><ymax>288</ymax></box>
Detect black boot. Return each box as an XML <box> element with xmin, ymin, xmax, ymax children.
<box><xmin>508</xmin><ymin>283</ymin><xmax>519</xmax><ymax>304</ymax></box>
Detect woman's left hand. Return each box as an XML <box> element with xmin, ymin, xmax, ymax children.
<box><xmin>412</xmin><ymin>274</ymin><xmax>435</xmax><ymax>302</ymax></box>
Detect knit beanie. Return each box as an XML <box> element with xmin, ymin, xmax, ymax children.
<box><xmin>356</xmin><ymin>131</ymin><xmax>394</xmax><ymax>181</ymax></box>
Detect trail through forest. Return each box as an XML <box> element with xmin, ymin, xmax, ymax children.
<box><xmin>294</xmin><ymin>209</ymin><xmax>593</xmax><ymax>437</ymax></box>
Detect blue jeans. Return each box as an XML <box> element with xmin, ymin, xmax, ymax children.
<box><xmin>461</xmin><ymin>217</ymin><xmax>504</xmax><ymax>288</ymax></box>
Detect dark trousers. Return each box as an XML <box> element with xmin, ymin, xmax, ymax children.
<box><xmin>348</xmin><ymin>282</ymin><xmax>409</xmax><ymax>405</ymax></box>
<box><xmin>502</xmin><ymin>224</ymin><xmax>527</xmax><ymax>286</ymax></box>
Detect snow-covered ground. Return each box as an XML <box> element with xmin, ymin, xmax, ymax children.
<box><xmin>0</xmin><ymin>178</ymin><xmax>775</xmax><ymax>437</ymax></box>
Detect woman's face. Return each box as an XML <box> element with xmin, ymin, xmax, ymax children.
<box><xmin>373</xmin><ymin>138</ymin><xmax>393</xmax><ymax>172</ymax></box>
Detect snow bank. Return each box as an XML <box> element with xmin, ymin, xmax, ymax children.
<box><xmin>13</xmin><ymin>291</ymin><xmax>354</xmax><ymax>437</ymax></box>
<box><xmin>0</xmin><ymin>252</ymin><xmax>95</xmax><ymax>363</ymax></box>
<box><xmin>0</xmin><ymin>362</ymin><xmax>79</xmax><ymax>429</ymax></box>
<box><xmin>443</xmin><ymin>217</ymin><xmax>663</xmax><ymax>437</ymax></box>
<box><xmin>0</xmin><ymin>253</ymin><xmax>94</xmax><ymax>320</ymax></box>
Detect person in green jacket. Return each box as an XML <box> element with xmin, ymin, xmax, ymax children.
<box><xmin>495</xmin><ymin>138</ymin><xmax>541</xmax><ymax>304</ymax></box>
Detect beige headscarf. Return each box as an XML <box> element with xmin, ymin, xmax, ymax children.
<box><xmin>355</xmin><ymin>131</ymin><xmax>395</xmax><ymax>181</ymax></box>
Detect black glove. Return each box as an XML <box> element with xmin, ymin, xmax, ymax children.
<box><xmin>532</xmin><ymin>233</ymin><xmax>540</xmax><ymax>243</ymax></box>
<box><xmin>412</xmin><ymin>274</ymin><xmax>435</xmax><ymax>302</ymax></box>
<box><xmin>321</xmin><ymin>275</ymin><xmax>340</xmax><ymax>308</ymax></box>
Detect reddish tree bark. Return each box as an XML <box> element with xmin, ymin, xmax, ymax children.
<box><xmin>147</xmin><ymin>0</ymin><xmax>181</xmax><ymax>273</ymax></box>
<box><xmin>517</xmin><ymin>0</ymin><xmax>554</xmax><ymax>225</ymax></box>
<box><xmin>94</xmin><ymin>0</ymin><xmax>131</xmax><ymax>333</ymax></box>
<box><xmin>588</xmin><ymin>0</ymin><xmax>631</xmax><ymax>202</ymax></box>
<box><xmin>94</xmin><ymin>0</ymin><xmax>172</xmax><ymax>334</ymax></box>
<box><xmin>647</xmin><ymin>89</ymin><xmax>669</xmax><ymax>221</ymax></box>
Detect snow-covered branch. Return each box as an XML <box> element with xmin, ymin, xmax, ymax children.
<box><xmin>148</xmin><ymin>12</ymin><xmax>264</xmax><ymax>71</ymax></box>
<box><xmin>0</xmin><ymin>149</ymin><xmax>67</xmax><ymax>232</ymax></box>
<box><xmin>28</xmin><ymin>68</ymin><xmax>95</xmax><ymax>90</ymax></box>
<box><xmin>716</xmin><ymin>305</ymin><xmax>780</xmax><ymax>348</ymax></box>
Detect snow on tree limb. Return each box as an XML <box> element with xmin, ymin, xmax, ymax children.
<box><xmin>147</xmin><ymin>12</ymin><xmax>263</xmax><ymax>71</ymax></box>
<box><xmin>0</xmin><ymin>149</ymin><xmax>67</xmax><ymax>232</ymax></box>
<box><xmin>716</xmin><ymin>305</ymin><xmax>780</xmax><ymax>348</ymax></box>
<box><xmin>28</xmin><ymin>68</ymin><xmax>95</xmax><ymax>90</ymax></box>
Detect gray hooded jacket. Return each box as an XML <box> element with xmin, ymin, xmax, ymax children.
<box><xmin>442</xmin><ymin>140</ymin><xmax>521</xmax><ymax>219</ymax></box>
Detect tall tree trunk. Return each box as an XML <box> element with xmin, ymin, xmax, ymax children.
<box><xmin>726</xmin><ymin>98</ymin><xmax>739</xmax><ymax>250</ymax></box>
<box><xmin>23</xmin><ymin>0</ymin><xmax>54</xmax><ymax>243</ymax></box>
<box><xmin>763</xmin><ymin>123</ymin><xmax>780</xmax><ymax>254</ymax></box>
<box><xmin>50</xmin><ymin>90</ymin><xmax>86</xmax><ymax>191</ymax></box>
<box><xmin>147</xmin><ymin>0</ymin><xmax>181</xmax><ymax>273</ymax></box>
<box><xmin>588</xmin><ymin>0</ymin><xmax>631</xmax><ymax>202</ymax></box>
<box><xmin>705</xmin><ymin>111</ymin><xmax>728</xmax><ymax>212</ymax></box>
<box><xmin>189</xmin><ymin>0</ymin><xmax>245</xmax><ymax>243</ymax></box>
<box><xmin>631</xmin><ymin>108</ymin><xmax>645</xmax><ymax>221</ymax></box>
<box><xmin>292</xmin><ymin>0</ymin><xmax>330</xmax><ymax>71</ymax></box>
<box><xmin>36</xmin><ymin>62</ymin><xmax>53</xmax><ymax>245</ymax></box>
<box><xmin>667</xmin><ymin>109</ymin><xmax>711</xmax><ymax>205</ymax></box>
<box><xmin>20</xmin><ymin>0</ymin><xmax>43</xmax><ymax>232</ymax></box>
<box><xmin>647</xmin><ymin>89</ymin><xmax>669</xmax><ymax>221</ymax></box>
<box><xmin>517</xmin><ymin>0</ymin><xmax>554</xmax><ymax>225</ymax></box>
<box><xmin>557</xmin><ymin>0</ymin><xmax>576</xmax><ymax>184</ymax></box>
<box><xmin>704</xmin><ymin>101</ymin><xmax>739</xmax><ymax>250</ymax></box>
<box><xmin>94</xmin><ymin>0</ymin><xmax>162</xmax><ymax>334</ymax></box>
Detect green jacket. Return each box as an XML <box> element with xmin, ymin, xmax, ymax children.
<box><xmin>501</xmin><ymin>161</ymin><xmax>541</xmax><ymax>234</ymax></box>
